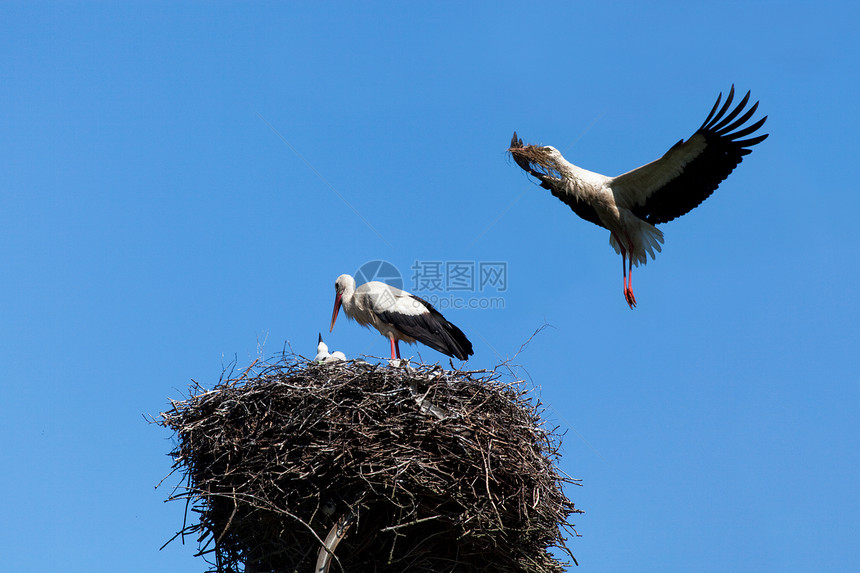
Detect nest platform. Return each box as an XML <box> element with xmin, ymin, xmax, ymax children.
<box><xmin>158</xmin><ymin>357</ymin><xmax>582</xmax><ymax>572</ymax></box>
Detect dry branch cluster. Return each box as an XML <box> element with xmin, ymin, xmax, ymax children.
<box><xmin>159</xmin><ymin>357</ymin><xmax>582</xmax><ymax>572</ymax></box>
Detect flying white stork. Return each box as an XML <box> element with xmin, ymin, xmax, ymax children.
<box><xmin>315</xmin><ymin>333</ymin><xmax>346</xmax><ymax>363</ymax></box>
<box><xmin>329</xmin><ymin>274</ymin><xmax>474</xmax><ymax>361</ymax></box>
<box><xmin>509</xmin><ymin>85</ymin><xmax>768</xmax><ymax>308</ymax></box>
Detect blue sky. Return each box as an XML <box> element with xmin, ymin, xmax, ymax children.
<box><xmin>1</xmin><ymin>2</ymin><xmax>857</xmax><ymax>571</ymax></box>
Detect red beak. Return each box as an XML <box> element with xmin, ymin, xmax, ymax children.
<box><xmin>329</xmin><ymin>293</ymin><xmax>342</xmax><ymax>332</ymax></box>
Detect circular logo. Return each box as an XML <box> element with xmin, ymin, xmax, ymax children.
<box><xmin>354</xmin><ymin>260</ymin><xmax>403</xmax><ymax>290</ymax></box>
<box><xmin>354</xmin><ymin>260</ymin><xmax>403</xmax><ymax>311</ymax></box>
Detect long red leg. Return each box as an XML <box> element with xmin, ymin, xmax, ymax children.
<box><xmin>624</xmin><ymin>236</ymin><xmax>637</xmax><ymax>309</ymax></box>
<box><xmin>621</xmin><ymin>247</ymin><xmax>628</xmax><ymax>291</ymax></box>
<box><xmin>389</xmin><ymin>337</ymin><xmax>397</xmax><ymax>360</ymax></box>
<box><xmin>395</xmin><ymin>339</ymin><xmax>401</xmax><ymax>359</ymax></box>
<box><xmin>614</xmin><ymin>232</ymin><xmax>635</xmax><ymax>308</ymax></box>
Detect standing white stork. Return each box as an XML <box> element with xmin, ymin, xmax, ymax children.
<box><xmin>509</xmin><ymin>85</ymin><xmax>768</xmax><ymax>308</ymax></box>
<box><xmin>329</xmin><ymin>274</ymin><xmax>474</xmax><ymax>361</ymax></box>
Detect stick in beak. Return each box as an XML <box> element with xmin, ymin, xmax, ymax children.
<box><xmin>329</xmin><ymin>293</ymin><xmax>342</xmax><ymax>332</ymax></box>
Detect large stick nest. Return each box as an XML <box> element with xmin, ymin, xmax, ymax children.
<box><xmin>158</xmin><ymin>357</ymin><xmax>582</xmax><ymax>572</ymax></box>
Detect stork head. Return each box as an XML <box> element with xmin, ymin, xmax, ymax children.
<box><xmin>330</xmin><ymin>274</ymin><xmax>354</xmax><ymax>332</ymax></box>
<box><xmin>508</xmin><ymin>139</ymin><xmax>563</xmax><ymax>180</ymax></box>
<box><xmin>540</xmin><ymin>145</ymin><xmax>562</xmax><ymax>159</ymax></box>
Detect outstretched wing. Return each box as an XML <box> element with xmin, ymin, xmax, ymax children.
<box><xmin>509</xmin><ymin>132</ymin><xmax>604</xmax><ymax>228</ymax></box>
<box><xmin>610</xmin><ymin>86</ymin><xmax>768</xmax><ymax>225</ymax></box>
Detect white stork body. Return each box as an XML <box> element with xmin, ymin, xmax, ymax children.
<box><xmin>329</xmin><ymin>274</ymin><xmax>473</xmax><ymax>361</ymax></box>
<box><xmin>315</xmin><ymin>334</ymin><xmax>346</xmax><ymax>363</ymax></box>
<box><xmin>510</xmin><ymin>86</ymin><xmax>768</xmax><ymax>308</ymax></box>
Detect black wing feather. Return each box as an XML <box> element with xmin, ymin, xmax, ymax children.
<box><xmin>718</xmin><ymin>99</ymin><xmax>758</xmax><ymax>134</ymax></box>
<box><xmin>547</xmin><ymin>184</ymin><xmax>606</xmax><ymax>228</ymax></box>
<box><xmin>377</xmin><ymin>295</ymin><xmax>473</xmax><ymax>360</ymax></box>
<box><xmin>699</xmin><ymin>91</ymin><xmax>723</xmax><ymax>128</ymax></box>
<box><xmin>631</xmin><ymin>86</ymin><xmax>768</xmax><ymax>225</ymax></box>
